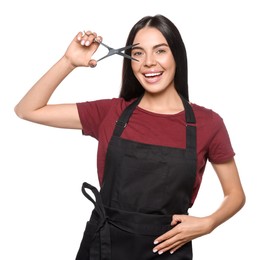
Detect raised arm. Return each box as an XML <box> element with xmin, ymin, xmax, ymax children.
<box><xmin>14</xmin><ymin>31</ymin><xmax>101</xmax><ymax>129</ymax></box>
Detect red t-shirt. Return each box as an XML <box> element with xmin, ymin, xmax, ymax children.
<box><xmin>76</xmin><ymin>98</ymin><xmax>235</xmax><ymax>206</ymax></box>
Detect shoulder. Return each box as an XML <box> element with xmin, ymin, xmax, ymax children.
<box><xmin>190</xmin><ymin>102</ymin><xmax>230</xmax><ymax>144</ymax></box>
<box><xmin>76</xmin><ymin>97</ymin><xmax>136</xmax><ymax>138</ymax></box>
<box><xmin>190</xmin><ymin>102</ymin><xmax>235</xmax><ymax>162</ymax></box>
<box><xmin>191</xmin><ymin>102</ymin><xmax>224</xmax><ymax>128</ymax></box>
<box><xmin>76</xmin><ymin>97</ymin><xmax>137</xmax><ymax>129</ymax></box>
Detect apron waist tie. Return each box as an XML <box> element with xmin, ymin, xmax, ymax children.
<box><xmin>105</xmin><ymin>206</ymin><xmax>172</xmax><ymax>236</ymax></box>
<box><xmin>81</xmin><ymin>182</ymin><xmax>111</xmax><ymax>260</ymax></box>
<box><xmin>81</xmin><ymin>182</ymin><xmax>175</xmax><ymax>260</ymax></box>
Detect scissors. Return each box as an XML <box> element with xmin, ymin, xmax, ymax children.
<box><xmin>94</xmin><ymin>39</ymin><xmax>140</xmax><ymax>62</ymax></box>
<box><xmin>83</xmin><ymin>31</ymin><xmax>139</xmax><ymax>62</ymax></box>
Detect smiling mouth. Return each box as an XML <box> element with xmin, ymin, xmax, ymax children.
<box><xmin>144</xmin><ymin>72</ymin><xmax>163</xmax><ymax>78</ymax></box>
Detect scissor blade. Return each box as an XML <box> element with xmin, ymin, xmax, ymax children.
<box><xmin>117</xmin><ymin>43</ymin><xmax>140</xmax><ymax>52</ymax></box>
<box><xmin>117</xmin><ymin>52</ymin><xmax>139</xmax><ymax>62</ymax></box>
<box><xmin>117</xmin><ymin>43</ymin><xmax>140</xmax><ymax>61</ymax></box>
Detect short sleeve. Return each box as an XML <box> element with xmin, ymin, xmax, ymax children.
<box><xmin>76</xmin><ymin>99</ymin><xmax>115</xmax><ymax>138</ymax></box>
<box><xmin>207</xmin><ymin>112</ymin><xmax>235</xmax><ymax>163</ymax></box>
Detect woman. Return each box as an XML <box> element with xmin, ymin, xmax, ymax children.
<box><xmin>15</xmin><ymin>14</ymin><xmax>245</xmax><ymax>259</ymax></box>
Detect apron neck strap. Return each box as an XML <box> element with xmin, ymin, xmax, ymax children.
<box><xmin>113</xmin><ymin>94</ymin><xmax>196</xmax><ymax>137</ymax></box>
<box><xmin>113</xmin><ymin>96</ymin><xmax>143</xmax><ymax>136</ymax></box>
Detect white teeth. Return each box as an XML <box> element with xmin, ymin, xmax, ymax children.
<box><xmin>145</xmin><ymin>72</ymin><xmax>161</xmax><ymax>77</ymax></box>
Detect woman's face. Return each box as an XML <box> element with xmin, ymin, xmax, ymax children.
<box><xmin>131</xmin><ymin>27</ymin><xmax>176</xmax><ymax>95</ymax></box>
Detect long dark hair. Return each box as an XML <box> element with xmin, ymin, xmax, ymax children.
<box><xmin>119</xmin><ymin>14</ymin><xmax>189</xmax><ymax>101</ymax></box>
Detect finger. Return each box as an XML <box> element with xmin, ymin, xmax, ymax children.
<box><xmin>167</xmin><ymin>240</ymin><xmax>186</xmax><ymax>255</ymax></box>
<box><xmin>76</xmin><ymin>30</ymin><xmax>96</xmax><ymax>46</ymax></box>
<box><xmin>83</xmin><ymin>31</ymin><xmax>97</xmax><ymax>45</ymax></box>
<box><xmin>153</xmin><ymin>236</ymin><xmax>182</xmax><ymax>255</ymax></box>
<box><xmin>77</xmin><ymin>32</ymin><xmax>84</xmax><ymax>41</ymax></box>
<box><xmin>171</xmin><ymin>215</ymin><xmax>181</xmax><ymax>226</ymax></box>
<box><xmin>76</xmin><ymin>31</ymin><xmax>90</xmax><ymax>46</ymax></box>
<box><xmin>84</xmin><ymin>30</ymin><xmax>95</xmax><ymax>37</ymax></box>
<box><xmin>153</xmin><ymin>228</ymin><xmax>176</xmax><ymax>245</ymax></box>
<box><xmin>94</xmin><ymin>36</ymin><xmax>102</xmax><ymax>44</ymax></box>
<box><xmin>88</xmin><ymin>59</ymin><xmax>97</xmax><ymax>68</ymax></box>
<box><xmin>160</xmin><ymin>242</ymin><xmax>184</xmax><ymax>255</ymax></box>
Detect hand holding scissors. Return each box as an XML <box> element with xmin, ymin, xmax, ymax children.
<box><xmin>83</xmin><ymin>31</ymin><xmax>139</xmax><ymax>67</ymax></box>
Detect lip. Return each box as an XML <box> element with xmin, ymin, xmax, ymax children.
<box><xmin>143</xmin><ymin>71</ymin><xmax>163</xmax><ymax>83</ymax></box>
<box><xmin>143</xmin><ymin>70</ymin><xmax>163</xmax><ymax>76</ymax></box>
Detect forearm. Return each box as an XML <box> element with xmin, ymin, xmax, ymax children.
<box><xmin>206</xmin><ymin>160</ymin><xmax>246</xmax><ymax>232</ymax></box>
<box><xmin>14</xmin><ymin>56</ymin><xmax>75</xmax><ymax>119</ymax></box>
<box><xmin>206</xmin><ymin>189</ymin><xmax>246</xmax><ymax>232</ymax></box>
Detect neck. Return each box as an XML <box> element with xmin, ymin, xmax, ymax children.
<box><xmin>139</xmin><ymin>90</ymin><xmax>184</xmax><ymax>114</ymax></box>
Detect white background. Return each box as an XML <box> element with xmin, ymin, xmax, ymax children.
<box><xmin>1</xmin><ymin>0</ymin><xmax>261</xmax><ymax>259</ymax></box>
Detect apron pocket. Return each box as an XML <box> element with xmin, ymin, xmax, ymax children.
<box><xmin>117</xmin><ymin>155</ymin><xmax>168</xmax><ymax>212</ymax></box>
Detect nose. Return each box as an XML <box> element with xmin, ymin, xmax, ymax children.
<box><xmin>144</xmin><ymin>53</ymin><xmax>157</xmax><ymax>67</ymax></box>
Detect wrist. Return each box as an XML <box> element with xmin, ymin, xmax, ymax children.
<box><xmin>61</xmin><ymin>55</ymin><xmax>77</xmax><ymax>71</ymax></box>
<box><xmin>202</xmin><ymin>216</ymin><xmax>216</xmax><ymax>234</ymax></box>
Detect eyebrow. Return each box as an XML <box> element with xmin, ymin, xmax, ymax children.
<box><xmin>132</xmin><ymin>43</ymin><xmax>169</xmax><ymax>50</ymax></box>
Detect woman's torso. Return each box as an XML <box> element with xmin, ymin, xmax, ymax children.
<box><xmin>76</xmin><ymin>97</ymin><xmax>235</xmax><ymax>206</ymax></box>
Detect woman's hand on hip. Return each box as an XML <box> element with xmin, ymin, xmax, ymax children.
<box><xmin>152</xmin><ymin>215</ymin><xmax>213</xmax><ymax>255</ymax></box>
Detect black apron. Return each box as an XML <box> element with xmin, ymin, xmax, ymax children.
<box><xmin>76</xmin><ymin>95</ymin><xmax>197</xmax><ymax>260</ymax></box>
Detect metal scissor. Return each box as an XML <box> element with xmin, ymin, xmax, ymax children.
<box><xmin>94</xmin><ymin>40</ymin><xmax>140</xmax><ymax>62</ymax></box>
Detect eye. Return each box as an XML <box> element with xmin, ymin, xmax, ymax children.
<box><xmin>156</xmin><ymin>49</ymin><xmax>166</xmax><ymax>54</ymax></box>
<box><xmin>132</xmin><ymin>50</ymin><xmax>143</xmax><ymax>57</ymax></box>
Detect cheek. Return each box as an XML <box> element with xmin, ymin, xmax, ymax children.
<box><xmin>160</xmin><ymin>59</ymin><xmax>176</xmax><ymax>78</ymax></box>
<box><xmin>131</xmin><ymin>62</ymin><xmax>144</xmax><ymax>84</ymax></box>
<box><xmin>159</xmin><ymin>55</ymin><xmax>175</xmax><ymax>68</ymax></box>
<box><xmin>131</xmin><ymin>62</ymin><xmax>140</xmax><ymax>76</ymax></box>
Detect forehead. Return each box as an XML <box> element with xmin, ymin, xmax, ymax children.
<box><xmin>133</xmin><ymin>27</ymin><xmax>167</xmax><ymax>45</ymax></box>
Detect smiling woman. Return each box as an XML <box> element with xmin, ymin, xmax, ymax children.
<box><xmin>14</xmin><ymin>14</ymin><xmax>245</xmax><ymax>260</ymax></box>
<box><xmin>130</xmin><ymin>28</ymin><xmax>177</xmax><ymax>99</ymax></box>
